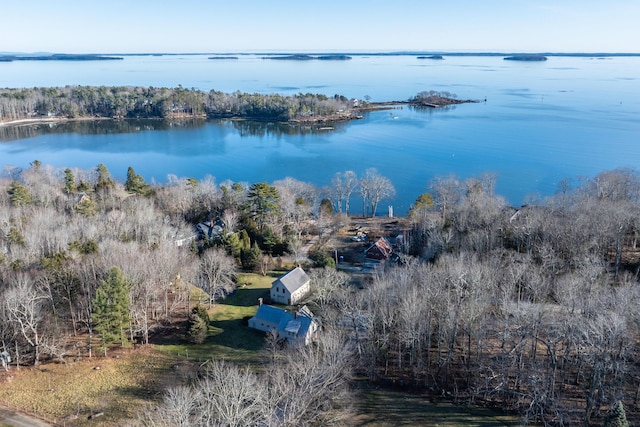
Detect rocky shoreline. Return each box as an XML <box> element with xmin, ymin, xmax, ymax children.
<box><xmin>0</xmin><ymin>116</ymin><xmax>112</xmax><ymax>128</ymax></box>
<box><xmin>0</xmin><ymin>97</ymin><xmax>478</xmax><ymax>129</ymax></box>
<box><xmin>0</xmin><ymin>96</ymin><xmax>480</xmax><ymax>127</ymax></box>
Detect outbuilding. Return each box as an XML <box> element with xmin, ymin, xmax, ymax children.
<box><xmin>270</xmin><ymin>266</ymin><xmax>310</xmax><ymax>305</ymax></box>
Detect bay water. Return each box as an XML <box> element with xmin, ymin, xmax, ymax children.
<box><xmin>1</xmin><ymin>54</ymin><xmax>639</xmax><ymax>215</ymax></box>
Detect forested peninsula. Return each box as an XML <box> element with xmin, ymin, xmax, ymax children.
<box><xmin>0</xmin><ymin>86</ymin><xmax>476</xmax><ymax>126</ymax></box>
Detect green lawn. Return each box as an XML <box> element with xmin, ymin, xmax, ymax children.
<box><xmin>156</xmin><ymin>272</ymin><xmax>281</xmax><ymax>365</ymax></box>
<box><xmin>155</xmin><ymin>272</ymin><xmax>524</xmax><ymax>426</ymax></box>
<box><xmin>354</xmin><ymin>386</ymin><xmax>522</xmax><ymax>427</ymax></box>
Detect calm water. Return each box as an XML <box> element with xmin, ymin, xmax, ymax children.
<box><xmin>1</xmin><ymin>54</ymin><xmax>640</xmax><ymax>214</ymax></box>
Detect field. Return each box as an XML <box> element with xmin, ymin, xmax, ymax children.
<box><xmin>0</xmin><ymin>346</ymin><xmax>178</xmax><ymax>425</ymax></box>
<box><xmin>0</xmin><ymin>273</ymin><xmax>276</xmax><ymax>425</ymax></box>
<box><xmin>354</xmin><ymin>386</ymin><xmax>521</xmax><ymax>427</ymax></box>
<box><xmin>0</xmin><ymin>271</ymin><xmax>522</xmax><ymax>426</ymax></box>
<box><xmin>153</xmin><ymin>272</ymin><xmax>277</xmax><ymax>365</ymax></box>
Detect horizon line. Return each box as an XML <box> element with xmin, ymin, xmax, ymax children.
<box><xmin>3</xmin><ymin>51</ymin><xmax>640</xmax><ymax>57</ymax></box>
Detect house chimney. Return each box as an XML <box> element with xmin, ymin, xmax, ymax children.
<box><xmin>258</xmin><ymin>297</ymin><xmax>263</xmax><ymax>306</ymax></box>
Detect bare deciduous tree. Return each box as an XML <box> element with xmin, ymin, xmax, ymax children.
<box><xmin>359</xmin><ymin>168</ymin><xmax>395</xmax><ymax>217</ymax></box>
<box><xmin>3</xmin><ymin>273</ymin><xmax>48</xmax><ymax>366</ymax></box>
<box><xmin>199</xmin><ymin>247</ymin><xmax>237</xmax><ymax>308</ymax></box>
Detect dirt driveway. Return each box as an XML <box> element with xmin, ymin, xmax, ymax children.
<box><xmin>0</xmin><ymin>405</ymin><xmax>51</xmax><ymax>427</ymax></box>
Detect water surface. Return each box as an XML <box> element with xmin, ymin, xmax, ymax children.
<box><xmin>1</xmin><ymin>55</ymin><xmax>639</xmax><ymax>214</ymax></box>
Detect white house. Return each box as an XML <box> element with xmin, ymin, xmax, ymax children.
<box><xmin>270</xmin><ymin>266</ymin><xmax>310</xmax><ymax>306</ymax></box>
<box><xmin>248</xmin><ymin>303</ymin><xmax>318</xmax><ymax>346</ymax></box>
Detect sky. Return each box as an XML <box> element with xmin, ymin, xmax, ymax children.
<box><xmin>2</xmin><ymin>0</ymin><xmax>639</xmax><ymax>54</ymax></box>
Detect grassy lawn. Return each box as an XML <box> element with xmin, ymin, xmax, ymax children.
<box><xmin>0</xmin><ymin>271</ymin><xmax>526</xmax><ymax>426</ymax></box>
<box><xmin>155</xmin><ymin>272</ymin><xmax>279</xmax><ymax>365</ymax></box>
<box><xmin>0</xmin><ymin>347</ymin><xmax>178</xmax><ymax>426</ymax></box>
<box><xmin>353</xmin><ymin>386</ymin><xmax>522</xmax><ymax>427</ymax></box>
<box><xmin>0</xmin><ymin>272</ymin><xmax>281</xmax><ymax>425</ymax></box>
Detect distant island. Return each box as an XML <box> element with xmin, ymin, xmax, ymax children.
<box><xmin>208</xmin><ymin>56</ymin><xmax>239</xmax><ymax>60</ymax></box>
<box><xmin>417</xmin><ymin>55</ymin><xmax>444</xmax><ymax>60</ymax></box>
<box><xmin>264</xmin><ymin>54</ymin><xmax>351</xmax><ymax>61</ymax></box>
<box><xmin>317</xmin><ymin>55</ymin><xmax>352</xmax><ymax>60</ymax></box>
<box><xmin>0</xmin><ymin>54</ymin><xmax>123</xmax><ymax>62</ymax></box>
<box><xmin>503</xmin><ymin>55</ymin><xmax>548</xmax><ymax>61</ymax></box>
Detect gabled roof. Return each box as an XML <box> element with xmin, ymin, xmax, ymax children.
<box><xmin>251</xmin><ymin>304</ymin><xmax>316</xmax><ymax>341</ymax></box>
<box><xmin>195</xmin><ymin>219</ymin><xmax>225</xmax><ymax>240</ymax></box>
<box><xmin>365</xmin><ymin>237</ymin><xmax>393</xmax><ymax>259</ymax></box>
<box><xmin>274</xmin><ymin>266</ymin><xmax>310</xmax><ymax>293</ymax></box>
<box><xmin>253</xmin><ymin>304</ymin><xmax>288</xmax><ymax>325</ymax></box>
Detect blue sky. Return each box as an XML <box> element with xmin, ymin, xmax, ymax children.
<box><xmin>2</xmin><ymin>0</ymin><xmax>638</xmax><ymax>53</ymax></box>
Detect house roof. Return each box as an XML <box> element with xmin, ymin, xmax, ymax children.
<box><xmin>283</xmin><ymin>320</ymin><xmax>302</xmax><ymax>334</ymax></box>
<box><xmin>366</xmin><ymin>237</ymin><xmax>393</xmax><ymax>259</ymax></box>
<box><xmin>251</xmin><ymin>304</ymin><xmax>316</xmax><ymax>341</ymax></box>
<box><xmin>253</xmin><ymin>304</ymin><xmax>287</xmax><ymax>325</ymax></box>
<box><xmin>277</xmin><ymin>306</ymin><xmax>315</xmax><ymax>338</ymax></box>
<box><xmin>274</xmin><ymin>266</ymin><xmax>310</xmax><ymax>293</ymax></box>
<box><xmin>195</xmin><ymin>219</ymin><xmax>225</xmax><ymax>240</ymax></box>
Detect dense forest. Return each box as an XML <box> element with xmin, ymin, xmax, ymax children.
<box><xmin>0</xmin><ymin>161</ymin><xmax>639</xmax><ymax>426</ymax></box>
<box><xmin>0</xmin><ymin>86</ymin><xmax>355</xmax><ymax>123</ymax></box>
<box><xmin>0</xmin><ymin>86</ymin><xmax>475</xmax><ymax>125</ymax></box>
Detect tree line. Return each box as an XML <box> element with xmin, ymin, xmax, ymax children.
<box><xmin>0</xmin><ymin>86</ymin><xmax>469</xmax><ymax>124</ymax></box>
<box><xmin>0</xmin><ymin>86</ymin><xmax>354</xmax><ymax>122</ymax></box>
<box><xmin>1</xmin><ymin>160</ymin><xmax>639</xmax><ymax>425</ymax></box>
<box><xmin>0</xmin><ymin>161</ymin><xmax>396</xmax><ymax>363</ymax></box>
<box><xmin>320</xmin><ymin>168</ymin><xmax>640</xmax><ymax>426</ymax></box>
<box><xmin>144</xmin><ymin>164</ymin><xmax>640</xmax><ymax>425</ymax></box>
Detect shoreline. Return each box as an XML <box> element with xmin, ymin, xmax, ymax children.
<box><xmin>0</xmin><ymin>99</ymin><xmax>478</xmax><ymax>129</ymax></box>
<box><xmin>0</xmin><ymin>116</ymin><xmax>112</xmax><ymax>128</ymax></box>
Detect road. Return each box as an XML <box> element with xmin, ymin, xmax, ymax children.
<box><xmin>0</xmin><ymin>405</ymin><xmax>51</xmax><ymax>427</ymax></box>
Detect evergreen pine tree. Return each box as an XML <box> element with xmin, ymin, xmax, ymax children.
<box><xmin>247</xmin><ymin>182</ymin><xmax>280</xmax><ymax>230</ymax></box>
<box><xmin>77</xmin><ymin>179</ymin><xmax>92</xmax><ymax>193</ymax></box>
<box><xmin>124</xmin><ymin>166</ymin><xmax>151</xmax><ymax>195</ymax></box>
<box><xmin>75</xmin><ymin>197</ymin><xmax>98</xmax><ymax>216</ymax></box>
<box><xmin>241</xmin><ymin>241</ymin><xmax>262</xmax><ymax>271</ymax></box>
<box><xmin>319</xmin><ymin>198</ymin><xmax>335</xmax><ymax>217</ymax></box>
<box><xmin>223</xmin><ymin>232</ymin><xmax>243</xmax><ymax>260</ymax></box>
<box><xmin>239</xmin><ymin>229</ymin><xmax>251</xmax><ymax>251</ymax></box>
<box><xmin>187</xmin><ymin>305</ymin><xmax>210</xmax><ymax>344</ymax></box>
<box><xmin>7</xmin><ymin>181</ymin><xmax>32</xmax><ymax>206</ymax></box>
<box><xmin>7</xmin><ymin>226</ymin><xmax>25</xmax><ymax>246</ymax></box>
<box><xmin>63</xmin><ymin>168</ymin><xmax>77</xmax><ymax>194</ymax></box>
<box><xmin>94</xmin><ymin>163</ymin><xmax>115</xmax><ymax>193</ymax></box>
<box><xmin>92</xmin><ymin>267</ymin><xmax>131</xmax><ymax>355</ymax></box>
<box><xmin>604</xmin><ymin>401</ymin><xmax>629</xmax><ymax>427</ymax></box>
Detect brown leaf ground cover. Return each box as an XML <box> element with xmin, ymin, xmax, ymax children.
<box><xmin>0</xmin><ymin>266</ymin><xmax>526</xmax><ymax>426</ymax></box>
<box><xmin>0</xmin><ymin>346</ymin><xmax>181</xmax><ymax>426</ymax></box>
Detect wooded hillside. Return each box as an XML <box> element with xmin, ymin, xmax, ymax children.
<box><xmin>0</xmin><ymin>163</ymin><xmax>639</xmax><ymax>425</ymax></box>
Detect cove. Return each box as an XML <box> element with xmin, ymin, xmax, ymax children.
<box><xmin>1</xmin><ymin>55</ymin><xmax>640</xmax><ymax>215</ymax></box>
